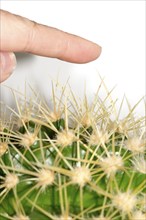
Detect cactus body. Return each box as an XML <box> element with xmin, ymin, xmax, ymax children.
<box><xmin>0</xmin><ymin>83</ymin><xmax>145</xmax><ymax>220</ymax></box>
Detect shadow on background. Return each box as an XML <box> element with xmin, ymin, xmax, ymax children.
<box><xmin>15</xmin><ymin>52</ymin><xmax>35</xmax><ymax>63</ymax></box>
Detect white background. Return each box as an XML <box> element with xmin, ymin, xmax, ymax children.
<box><xmin>0</xmin><ymin>0</ymin><xmax>145</xmax><ymax>116</ymax></box>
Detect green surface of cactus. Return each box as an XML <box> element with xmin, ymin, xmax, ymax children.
<box><xmin>0</xmin><ymin>83</ymin><xmax>145</xmax><ymax>220</ymax></box>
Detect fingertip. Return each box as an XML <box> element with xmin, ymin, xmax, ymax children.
<box><xmin>68</xmin><ymin>39</ymin><xmax>102</xmax><ymax>64</ymax></box>
<box><xmin>96</xmin><ymin>44</ymin><xmax>102</xmax><ymax>59</ymax></box>
<box><xmin>87</xmin><ymin>43</ymin><xmax>102</xmax><ymax>62</ymax></box>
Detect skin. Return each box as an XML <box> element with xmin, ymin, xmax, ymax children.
<box><xmin>0</xmin><ymin>10</ymin><xmax>102</xmax><ymax>83</ymax></box>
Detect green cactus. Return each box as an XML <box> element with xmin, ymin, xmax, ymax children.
<box><xmin>0</xmin><ymin>82</ymin><xmax>145</xmax><ymax>220</ymax></box>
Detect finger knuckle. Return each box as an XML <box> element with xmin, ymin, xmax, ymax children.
<box><xmin>24</xmin><ymin>21</ymin><xmax>38</xmax><ymax>52</ymax></box>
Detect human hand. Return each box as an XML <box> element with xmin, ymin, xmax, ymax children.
<box><xmin>0</xmin><ymin>10</ymin><xmax>102</xmax><ymax>83</ymax></box>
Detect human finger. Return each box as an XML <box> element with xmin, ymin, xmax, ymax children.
<box><xmin>1</xmin><ymin>10</ymin><xmax>101</xmax><ymax>63</ymax></box>
<box><xmin>0</xmin><ymin>52</ymin><xmax>16</xmax><ymax>83</ymax></box>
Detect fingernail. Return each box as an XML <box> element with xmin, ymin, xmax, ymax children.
<box><xmin>0</xmin><ymin>52</ymin><xmax>17</xmax><ymax>82</ymax></box>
